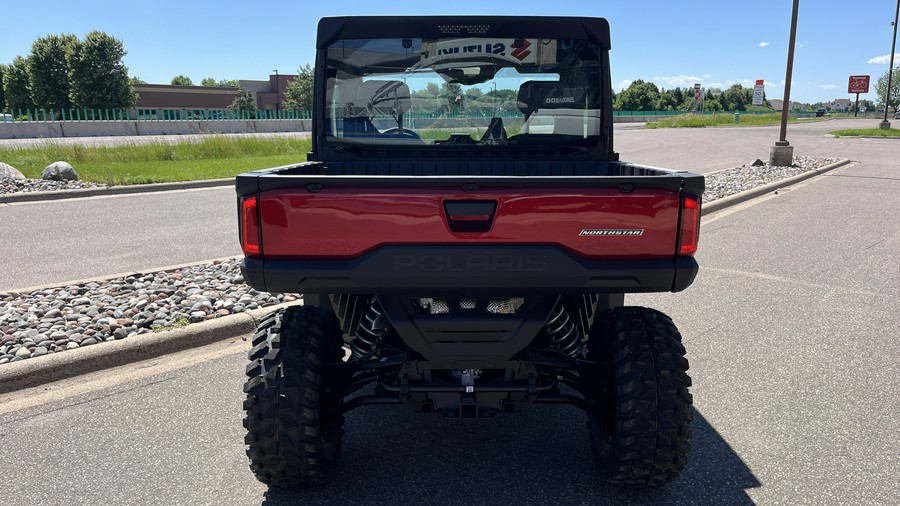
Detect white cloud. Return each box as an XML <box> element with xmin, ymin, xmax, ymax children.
<box><xmin>819</xmin><ymin>84</ymin><xmax>838</xmax><ymax>89</ymax></box>
<box><xmin>618</xmin><ymin>79</ymin><xmax>633</xmax><ymax>91</ymax></box>
<box><xmin>868</xmin><ymin>53</ymin><xmax>900</xmax><ymax>64</ymax></box>
<box><xmin>759</xmin><ymin>42</ymin><xmax>770</xmax><ymax>47</ymax></box>
<box><xmin>655</xmin><ymin>75</ymin><xmax>705</xmax><ymax>86</ymax></box>
<box><xmin>702</xmin><ymin>74</ymin><xmax>712</xmax><ymax>78</ymax></box>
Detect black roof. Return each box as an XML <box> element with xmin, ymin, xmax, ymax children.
<box><xmin>316</xmin><ymin>16</ymin><xmax>611</xmax><ymax>50</ymax></box>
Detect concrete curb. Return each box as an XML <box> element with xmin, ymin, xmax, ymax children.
<box><xmin>701</xmin><ymin>158</ymin><xmax>850</xmax><ymax>216</ymax></box>
<box><xmin>3</xmin><ymin>256</ymin><xmax>241</xmax><ymax>295</ymax></box>
<box><xmin>825</xmin><ymin>134</ymin><xmax>900</xmax><ymax>140</ymax></box>
<box><xmin>0</xmin><ymin>178</ymin><xmax>233</xmax><ymax>204</ymax></box>
<box><xmin>0</xmin><ymin>301</ymin><xmax>301</xmax><ymax>395</ymax></box>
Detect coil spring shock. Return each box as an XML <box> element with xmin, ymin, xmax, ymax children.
<box><xmin>349</xmin><ymin>297</ymin><xmax>389</xmax><ymax>358</ymax></box>
<box><xmin>542</xmin><ymin>301</ymin><xmax>584</xmax><ymax>358</ymax></box>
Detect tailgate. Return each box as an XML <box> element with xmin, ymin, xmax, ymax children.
<box><xmin>257</xmin><ymin>186</ymin><xmax>680</xmax><ymax>260</ymax></box>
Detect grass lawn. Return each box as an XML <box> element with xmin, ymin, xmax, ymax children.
<box><xmin>827</xmin><ymin>128</ymin><xmax>900</xmax><ymax>138</ymax></box>
<box><xmin>645</xmin><ymin>113</ymin><xmax>826</xmax><ymax>129</ymax></box>
<box><xmin>0</xmin><ymin>136</ymin><xmax>311</xmax><ymax>185</ymax></box>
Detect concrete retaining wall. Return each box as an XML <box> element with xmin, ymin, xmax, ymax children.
<box><xmin>0</xmin><ymin>120</ymin><xmax>312</xmax><ymax>140</ymax></box>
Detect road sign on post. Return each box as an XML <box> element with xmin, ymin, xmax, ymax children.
<box><xmin>848</xmin><ymin>75</ymin><xmax>870</xmax><ymax>94</ymax></box>
<box><xmin>848</xmin><ymin>76</ymin><xmax>870</xmax><ymax>117</ymax></box>
<box><xmin>752</xmin><ymin>80</ymin><xmax>765</xmax><ymax>106</ymax></box>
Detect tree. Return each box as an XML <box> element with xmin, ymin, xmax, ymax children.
<box><xmin>229</xmin><ymin>87</ymin><xmax>257</xmax><ymax>113</ymax></box>
<box><xmin>614</xmin><ymin>79</ymin><xmax>659</xmax><ymax>111</ymax></box>
<box><xmin>171</xmin><ymin>75</ymin><xmax>193</xmax><ymax>86</ymax></box>
<box><xmin>720</xmin><ymin>84</ymin><xmax>748</xmax><ymax>111</ymax></box>
<box><xmin>441</xmin><ymin>82</ymin><xmax>464</xmax><ymax>113</ymax></box>
<box><xmin>67</xmin><ymin>31</ymin><xmax>136</xmax><ymax>109</ymax></box>
<box><xmin>27</xmin><ymin>34</ymin><xmax>77</xmax><ymax>111</ymax></box>
<box><xmin>2</xmin><ymin>57</ymin><xmax>33</xmax><ymax>111</ymax></box>
<box><xmin>875</xmin><ymin>67</ymin><xmax>900</xmax><ymax>113</ymax></box>
<box><xmin>130</xmin><ymin>76</ymin><xmax>146</xmax><ymax>85</ymax></box>
<box><xmin>464</xmin><ymin>88</ymin><xmax>483</xmax><ymax>99</ymax></box>
<box><xmin>201</xmin><ymin>77</ymin><xmax>238</xmax><ymax>87</ymax></box>
<box><xmin>283</xmin><ymin>64</ymin><xmax>313</xmax><ymax>111</ymax></box>
<box><xmin>656</xmin><ymin>88</ymin><xmax>678</xmax><ymax>111</ymax></box>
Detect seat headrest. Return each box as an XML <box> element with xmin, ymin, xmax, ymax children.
<box><xmin>517</xmin><ymin>81</ymin><xmax>598</xmax><ymax>117</ymax></box>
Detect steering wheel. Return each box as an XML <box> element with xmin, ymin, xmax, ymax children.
<box><xmin>381</xmin><ymin>128</ymin><xmax>421</xmax><ymax>139</ymax></box>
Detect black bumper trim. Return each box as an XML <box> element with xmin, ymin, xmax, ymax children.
<box><xmin>241</xmin><ymin>246</ymin><xmax>699</xmax><ymax>295</ymax></box>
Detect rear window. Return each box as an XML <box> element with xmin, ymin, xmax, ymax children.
<box><xmin>323</xmin><ymin>37</ymin><xmax>604</xmax><ymax>152</ymax></box>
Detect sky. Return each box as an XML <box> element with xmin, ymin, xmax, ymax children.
<box><xmin>1</xmin><ymin>0</ymin><xmax>899</xmax><ymax>104</ymax></box>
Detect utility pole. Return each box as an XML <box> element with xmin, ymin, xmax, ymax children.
<box><xmin>879</xmin><ymin>0</ymin><xmax>899</xmax><ymax>129</ymax></box>
<box><xmin>771</xmin><ymin>0</ymin><xmax>800</xmax><ymax>166</ymax></box>
<box><xmin>273</xmin><ymin>69</ymin><xmax>280</xmax><ymax>114</ymax></box>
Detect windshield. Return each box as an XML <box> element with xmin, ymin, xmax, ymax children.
<box><xmin>324</xmin><ymin>37</ymin><xmax>603</xmax><ymax>151</ymax></box>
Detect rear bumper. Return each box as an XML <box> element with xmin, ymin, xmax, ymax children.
<box><xmin>241</xmin><ymin>245</ymin><xmax>698</xmax><ymax>294</ymax></box>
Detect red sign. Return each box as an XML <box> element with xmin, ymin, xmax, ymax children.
<box><xmin>848</xmin><ymin>75</ymin><xmax>870</xmax><ymax>94</ymax></box>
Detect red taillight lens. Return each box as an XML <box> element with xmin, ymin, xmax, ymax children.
<box><xmin>678</xmin><ymin>196</ymin><xmax>700</xmax><ymax>256</ymax></box>
<box><xmin>241</xmin><ymin>196</ymin><xmax>261</xmax><ymax>256</ymax></box>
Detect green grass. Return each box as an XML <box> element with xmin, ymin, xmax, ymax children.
<box><xmin>645</xmin><ymin>113</ymin><xmax>826</xmax><ymax>129</ymax></box>
<box><xmin>828</xmin><ymin>128</ymin><xmax>900</xmax><ymax>138</ymax></box>
<box><xmin>0</xmin><ymin>136</ymin><xmax>312</xmax><ymax>185</ymax></box>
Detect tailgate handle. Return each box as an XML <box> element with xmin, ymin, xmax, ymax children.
<box><xmin>444</xmin><ymin>200</ymin><xmax>497</xmax><ymax>233</ymax></box>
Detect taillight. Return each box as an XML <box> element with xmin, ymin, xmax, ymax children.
<box><xmin>678</xmin><ymin>196</ymin><xmax>700</xmax><ymax>256</ymax></box>
<box><xmin>241</xmin><ymin>196</ymin><xmax>261</xmax><ymax>256</ymax></box>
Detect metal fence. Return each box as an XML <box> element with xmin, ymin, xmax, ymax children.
<box><xmin>0</xmin><ymin>107</ymin><xmax>856</xmax><ymax>123</ymax></box>
<box><xmin>0</xmin><ymin>108</ymin><xmax>312</xmax><ymax>122</ymax></box>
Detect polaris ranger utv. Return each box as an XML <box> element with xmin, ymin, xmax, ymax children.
<box><xmin>237</xmin><ymin>15</ymin><xmax>703</xmax><ymax>489</ymax></box>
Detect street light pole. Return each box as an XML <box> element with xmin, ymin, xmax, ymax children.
<box><xmin>273</xmin><ymin>69</ymin><xmax>280</xmax><ymax>114</ymax></box>
<box><xmin>879</xmin><ymin>0</ymin><xmax>899</xmax><ymax>129</ymax></box>
<box><xmin>770</xmin><ymin>0</ymin><xmax>800</xmax><ymax>166</ymax></box>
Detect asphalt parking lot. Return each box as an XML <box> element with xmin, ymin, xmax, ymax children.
<box><xmin>1</xmin><ymin>120</ymin><xmax>898</xmax><ymax>504</ymax></box>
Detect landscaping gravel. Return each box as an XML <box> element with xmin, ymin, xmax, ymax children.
<box><xmin>703</xmin><ymin>155</ymin><xmax>840</xmax><ymax>202</ymax></box>
<box><xmin>0</xmin><ymin>179</ymin><xmax>107</xmax><ymax>195</ymax></box>
<box><xmin>0</xmin><ymin>156</ymin><xmax>841</xmax><ymax>365</ymax></box>
<box><xmin>0</xmin><ymin>258</ymin><xmax>298</xmax><ymax>365</ymax></box>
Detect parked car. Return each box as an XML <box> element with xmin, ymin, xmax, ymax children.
<box><xmin>816</xmin><ymin>107</ymin><xmax>828</xmax><ymax>117</ymax></box>
<box><xmin>0</xmin><ymin>113</ymin><xmax>14</xmax><ymax>122</ymax></box>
